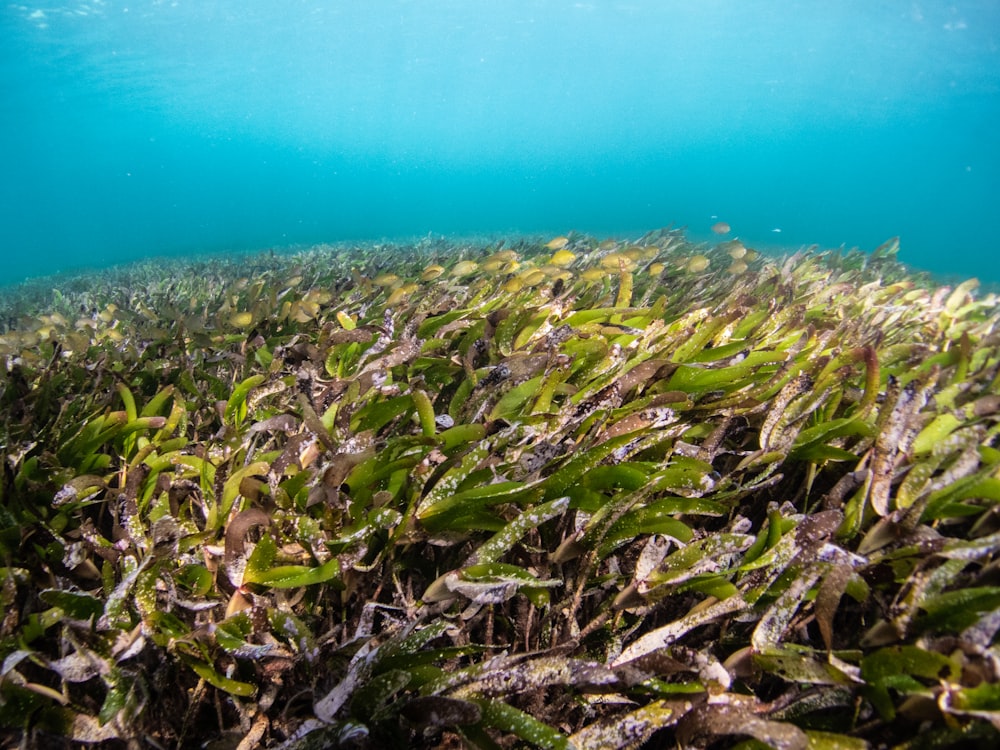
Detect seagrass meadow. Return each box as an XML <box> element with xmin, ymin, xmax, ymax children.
<box><xmin>2</xmin><ymin>229</ymin><xmax>1000</xmax><ymax>749</ymax></box>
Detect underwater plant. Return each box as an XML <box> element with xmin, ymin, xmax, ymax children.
<box><xmin>0</xmin><ymin>229</ymin><xmax>998</xmax><ymax>748</ymax></box>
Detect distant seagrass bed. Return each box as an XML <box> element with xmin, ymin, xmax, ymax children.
<box><xmin>1</xmin><ymin>229</ymin><xmax>998</xmax><ymax>748</ymax></box>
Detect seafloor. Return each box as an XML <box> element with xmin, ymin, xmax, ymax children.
<box><xmin>1</xmin><ymin>229</ymin><xmax>998</xmax><ymax>748</ymax></box>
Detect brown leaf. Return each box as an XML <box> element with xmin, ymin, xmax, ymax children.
<box><xmin>224</xmin><ymin>508</ymin><xmax>272</xmax><ymax>569</ymax></box>
<box><xmin>815</xmin><ymin>562</ymin><xmax>855</xmax><ymax>651</ymax></box>
<box><xmin>675</xmin><ymin>702</ymin><xmax>808</xmax><ymax>750</ymax></box>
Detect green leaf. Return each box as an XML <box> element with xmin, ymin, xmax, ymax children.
<box><xmin>912</xmin><ymin>413</ymin><xmax>963</xmax><ymax>456</ymax></box>
<box><xmin>117</xmin><ymin>382</ymin><xmax>138</xmax><ymax>421</ymax></box>
<box><xmin>802</xmin><ymin>730</ymin><xmax>870</xmax><ymax>750</ymax></box>
<box><xmin>411</xmin><ymin>389</ymin><xmax>437</xmax><ymax>437</ymax></box>
<box><xmin>244</xmin><ymin>557</ymin><xmax>342</xmax><ymax>589</ymax></box>
<box><xmin>640</xmin><ymin>495</ymin><xmax>728</xmax><ymax>517</ymax></box>
<box><xmin>418</xmin><ymin>479</ymin><xmax>533</xmax><ymax>525</ymax></box>
<box><xmin>38</xmin><ymin>589</ymin><xmax>103</xmax><ymax>621</ymax></box>
<box><xmin>215</xmin><ymin>611</ymin><xmax>254</xmax><ymax>652</ymax></box>
<box><xmin>148</xmin><ymin>610</ymin><xmax>190</xmax><ymax>641</ymax></box>
<box><xmin>861</xmin><ymin>645</ymin><xmax>961</xmax><ymax>685</ymax></box>
<box><xmin>351</xmin><ymin>393</ymin><xmax>414</xmax><ymax>434</ymax></box>
<box><xmin>543</xmin><ymin>434</ymin><xmax>638</xmax><ymax>501</ymax></box>
<box><xmin>98</xmin><ymin>673</ymin><xmax>133</xmax><ymax>726</ymax></box>
<box><xmin>489</xmin><ymin>375</ymin><xmax>545</xmax><ymax>421</ymax></box>
<box><xmin>0</xmin><ymin>681</ymin><xmax>73</xmax><ymax>734</ymax></box>
<box><xmin>918</xmin><ymin>587</ymin><xmax>1000</xmax><ymax>632</ymax></box>
<box><xmin>418</xmin><ymin>308</ymin><xmax>471</xmax><ymax>338</ymax></box>
<box><xmin>176</xmin><ymin>564</ymin><xmax>213</xmax><ymax>596</ymax></box>
<box><xmin>139</xmin><ymin>384</ymin><xmax>176</xmax><ymax>418</ymax></box>
<box><xmin>182</xmin><ymin>656</ymin><xmax>257</xmax><ymax>697</ymax></box>
<box><xmin>224</xmin><ymin>374</ymin><xmax>266</xmax><ymax>427</ymax></box>
<box><xmin>861</xmin><ymin>645</ymin><xmax>958</xmax><ymax>719</ymax></box>
<box><xmin>949</xmin><ymin>680</ymin><xmax>1000</xmax><ymax>713</ymax></box>
<box><xmin>58</xmin><ymin>411</ymin><xmax>128</xmax><ymax>467</ymax></box>
<box><xmin>582</xmin><ymin>463</ymin><xmax>650</xmax><ymax>492</ymax></box>
<box><xmin>243</xmin><ymin>531</ymin><xmax>278</xmax><ymax>580</ymax></box>
<box><xmin>634</xmin><ymin>513</ymin><xmax>693</xmax><ymax>541</ymax></box>
<box><xmin>270</xmin><ymin>609</ymin><xmax>318</xmax><ymax>656</ymax></box>
<box><xmin>648</xmin><ymin>457</ymin><xmax>718</xmax><ymax>496</ymax></box>
<box><xmin>473</xmin><ymin>699</ymin><xmax>571</xmax><ymax>749</ymax></box>
<box><xmin>666</xmin><ymin>351</ymin><xmax>786</xmax><ymax>393</ymax></box>
<box><xmin>210</xmin><ymin>460</ymin><xmax>270</xmax><ymax>529</ymax></box>
<box><xmin>671</xmin><ymin>311</ymin><xmax>737</xmax><ymax>363</ymax></box>
<box><xmin>437</xmin><ymin>422</ymin><xmax>487</xmax><ymax>452</ymax></box>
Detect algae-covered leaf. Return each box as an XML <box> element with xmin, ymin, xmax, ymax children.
<box><xmin>613</xmin><ymin>595</ymin><xmax>747</xmax><ymax>666</ymax></box>
<box><xmin>371</xmin><ymin>618</ymin><xmax>453</xmax><ymax>668</ymax></box>
<box><xmin>423</xmin><ymin>571</ymin><xmax>516</xmax><ymax>605</ymax></box>
<box><xmin>569</xmin><ymin>700</ymin><xmax>686</xmax><ymax>750</ymax></box>
<box><xmin>270</xmin><ymin>609</ymin><xmax>318</xmax><ymax>657</ymax></box>
<box><xmin>425</xmin><ymin>563</ymin><xmax>562</xmax><ymax>607</ymax></box>
<box><xmin>48</xmin><ymin>648</ymin><xmax>108</xmax><ymax>683</ymax></box>
<box><xmin>416</xmin><ymin>442</ymin><xmax>492</xmax><ymax>519</ymax></box>
<box><xmin>815</xmin><ymin>562</ymin><xmax>857</xmax><ymax>652</ymax></box>
<box><xmin>868</xmin><ymin>376</ymin><xmax>929</xmax><ymax>516</ymax></box>
<box><xmin>752</xmin><ymin>565</ymin><xmax>824</xmax><ymax>652</ymax></box>
<box><xmin>350</xmin><ymin>668</ymin><xmax>412</xmax><ymax>723</ymax></box>
<box><xmin>469</xmin><ymin>496</ymin><xmax>569</xmax><ymax>564</ymax></box>
<box><xmin>423</xmin><ymin>654</ymin><xmax>616</xmax><ymax>701</ymax></box>
<box><xmin>642</xmin><ymin>533</ymin><xmax>754</xmax><ymax>591</ymax></box>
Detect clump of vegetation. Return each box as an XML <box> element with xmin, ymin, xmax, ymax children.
<box><xmin>1</xmin><ymin>230</ymin><xmax>998</xmax><ymax>748</ymax></box>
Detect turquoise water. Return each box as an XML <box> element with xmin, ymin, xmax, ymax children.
<box><xmin>2</xmin><ymin>1</ymin><xmax>998</xmax><ymax>286</ymax></box>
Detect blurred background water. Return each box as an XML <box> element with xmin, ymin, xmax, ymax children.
<box><xmin>1</xmin><ymin>1</ymin><xmax>998</xmax><ymax>287</ymax></box>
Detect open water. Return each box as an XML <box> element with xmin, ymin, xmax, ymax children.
<box><xmin>2</xmin><ymin>1</ymin><xmax>998</xmax><ymax>286</ymax></box>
